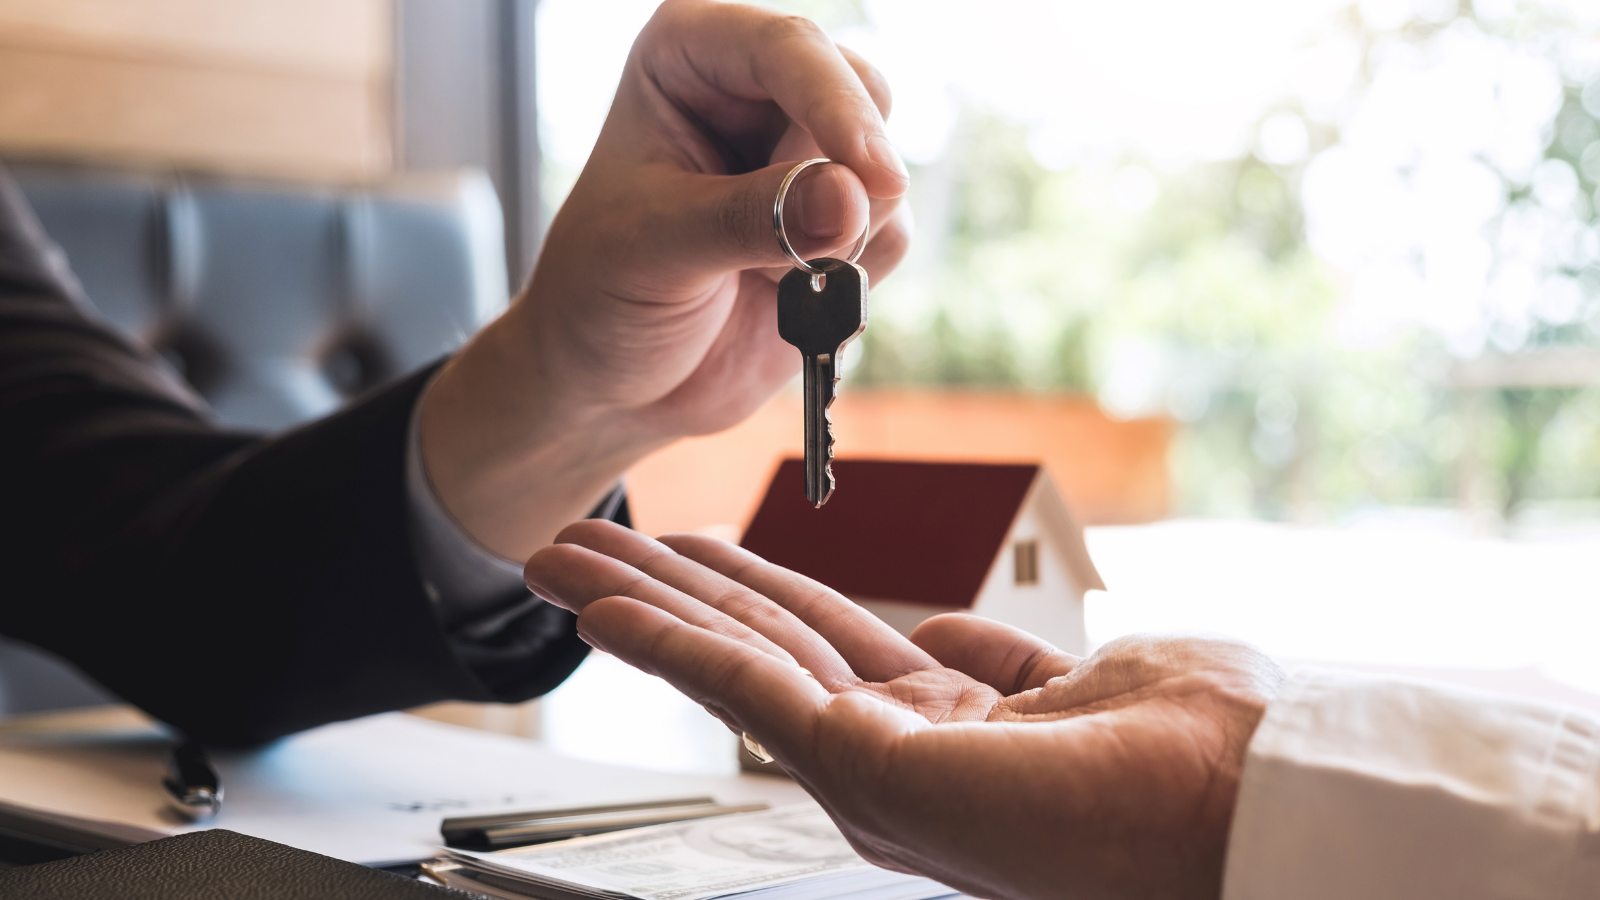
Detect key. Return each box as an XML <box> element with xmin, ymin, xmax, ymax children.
<box><xmin>778</xmin><ymin>258</ymin><xmax>868</xmax><ymax>507</ymax></box>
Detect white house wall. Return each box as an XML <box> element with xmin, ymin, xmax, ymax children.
<box><xmin>969</xmin><ymin>499</ymin><xmax>1089</xmax><ymax>655</ymax></box>
<box><xmin>1030</xmin><ymin>470</ymin><xmax>1106</xmax><ymax>594</ymax></box>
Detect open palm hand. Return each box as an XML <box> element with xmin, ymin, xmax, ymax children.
<box><xmin>525</xmin><ymin>521</ymin><xmax>1282</xmax><ymax>900</ymax></box>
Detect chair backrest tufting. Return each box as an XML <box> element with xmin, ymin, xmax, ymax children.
<box><xmin>1</xmin><ymin>163</ymin><xmax>511</xmax><ymax>715</ymax></box>
<box><xmin>13</xmin><ymin>164</ymin><xmax>508</xmax><ymax>430</ymax></box>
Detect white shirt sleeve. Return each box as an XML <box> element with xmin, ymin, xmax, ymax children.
<box><xmin>404</xmin><ymin>379</ymin><xmax>533</xmax><ymax>627</ymax></box>
<box><xmin>1222</xmin><ymin>667</ymin><xmax>1600</xmax><ymax>900</ymax></box>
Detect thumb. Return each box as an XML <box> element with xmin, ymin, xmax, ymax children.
<box><xmin>656</xmin><ymin>160</ymin><xmax>871</xmax><ymax>277</ymax></box>
<box><xmin>910</xmin><ymin>614</ymin><xmax>1082</xmax><ymax>695</ymax></box>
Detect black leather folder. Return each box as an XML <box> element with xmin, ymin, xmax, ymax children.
<box><xmin>0</xmin><ymin>829</ymin><xmax>466</xmax><ymax>898</ymax></box>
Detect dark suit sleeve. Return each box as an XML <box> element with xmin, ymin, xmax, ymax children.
<box><xmin>0</xmin><ymin>170</ymin><xmax>592</xmax><ymax>745</ymax></box>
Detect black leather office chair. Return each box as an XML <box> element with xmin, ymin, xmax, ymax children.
<box><xmin>0</xmin><ymin>162</ymin><xmax>511</xmax><ymax>715</ymax></box>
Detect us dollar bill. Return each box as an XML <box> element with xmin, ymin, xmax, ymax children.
<box><xmin>445</xmin><ymin>804</ymin><xmax>953</xmax><ymax>900</ymax></box>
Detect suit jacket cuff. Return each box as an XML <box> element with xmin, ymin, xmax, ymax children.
<box><xmin>402</xmin><ymin>369</ymin><xmax>630</xmax><ymax>700</ymax></box>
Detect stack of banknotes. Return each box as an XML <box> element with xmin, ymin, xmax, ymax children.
<box><xmin>423</xmin><ymin>805</ymin><xmax>959</xmax><ymax>900</ymax></box>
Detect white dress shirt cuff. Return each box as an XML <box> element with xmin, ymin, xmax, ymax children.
<box><xmin>404</xmin><ymin>378</ymin><xmax>535</xmax><ymax>628</ymax></box>
<box><xmin>1223</xmin><ymin>666</ymin><xmax>1600</xmax><ymax>900</ymax></box>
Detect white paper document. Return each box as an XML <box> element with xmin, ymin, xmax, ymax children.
<box><xmin>0</xmin><ymin>708</ymin><xmax>807</xmax><ymax>865</ymax></box>
<box><xmin>448</xmin><ymin>804</ymin><xmax>957</xmax><ymax>900</ymax></box>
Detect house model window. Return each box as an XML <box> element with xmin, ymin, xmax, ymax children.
<box><xmin>1014</xmin><ymin>539</ymin><xmax>1039</xmax><ymax>586</ymax></box>
<box><xmin>741</xmin><ymin>458</ymin><xmax>1105</xmax><ymax>655</ymax></box>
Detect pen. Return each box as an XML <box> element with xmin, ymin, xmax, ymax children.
<box><xmin>441</xmin><ymin>797</ymin><xmax>770</xmax><ymax>851</ymax></box>
<box><xmin>162</xmin><ymin>738</ymin><xmax>222</xmax><ymax>821</ymax></box>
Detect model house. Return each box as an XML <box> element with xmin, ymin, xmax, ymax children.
<box><xmin>740</xmin><ymin>459</ymin><xmax>1105</xmax><ymax>655</ymax></box>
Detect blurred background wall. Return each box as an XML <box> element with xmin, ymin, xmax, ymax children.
<box><xmin>0</xmin><ymin>0</ymin><xmax>392</xmax><ymax>180</ymax></box>
<box><xmin>0</xmin><ymin>0</ymin><xmax>545</xmax><ymax>283</ymax></box>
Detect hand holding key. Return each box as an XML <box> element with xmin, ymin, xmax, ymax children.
<box><xmin>416</xmin><ymin>0</ymin><xmax>911</xmax><ymax>559</ymax></box>
<box><xmin>775</xmin><ymin>159</ymin><xmax>870</xmax><ymax>507</ymax></box>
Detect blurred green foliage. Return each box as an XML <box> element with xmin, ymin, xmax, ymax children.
<box><xmin>851</xmin><ymin>114</ymin><xmax>1375</xmax><ymax>518</ymax></box>
<box><xmin>840</xmin><ymin>5</ymin><xmax>1600</xmax><ymax>529</ymax></box>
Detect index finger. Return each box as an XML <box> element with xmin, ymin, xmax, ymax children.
<box><xmin>657</xmin><ymin>534</ymin><xmax>941</xmax><ymax>684</ymax></box>
<box><xmin>544</xmin><ymin>520</ymin><xmax>860</xmax><ymax>688</ymax></box>
<box><xmin>577</xmin><ymin>595</ymin><xmax>830</xmax><ymax>767</ymax></box>
<box><xmin>524</xmin><ymin>540</ymin><xmax>800</xmax><ymax>666</ymax></box>
<box><xmin>641</xmin><ymin>0</ymin><xmax>909</xmax><ymax>199</ymax></box>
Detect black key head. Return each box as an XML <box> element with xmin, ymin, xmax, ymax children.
<box><xmin>777</xmin><ymin>258</ymin><xmax>868</xmax><ymax>357</ymax></box>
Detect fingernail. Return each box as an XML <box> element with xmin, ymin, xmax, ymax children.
<box><xmin>792</xmin><ymin>166</ymin><xmax>846</xmax><ymax>240</ymax></box>
<box><xmin>867</xmin><ymin>134</ymin><xmax>909</xmax><ymax>181</ymax></box>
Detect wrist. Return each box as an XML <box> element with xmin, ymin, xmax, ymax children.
<box><xmin>419</xmin><ymin>313</ymin><xmax>671</xmax><ymax>560</ymax></box>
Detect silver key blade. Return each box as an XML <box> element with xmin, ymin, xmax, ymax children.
<box><xmin>802</xmin><ymin>352</ymin><xmax>840</xmax><ymax>507</ymax></box>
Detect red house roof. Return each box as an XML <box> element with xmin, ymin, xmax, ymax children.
<box><xmin>740</xmin><ymin>458</ymin><xmax>1040</xmax><ymax>609</ymax></box>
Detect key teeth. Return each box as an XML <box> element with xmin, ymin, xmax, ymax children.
<box><xmin>814</xmin><ymin>459</ymin><xmax>835</xmax><ymax>508</ymax></box>
<box><xmin>812</xmin><ymin>377</ymin><xmax>838</xmax><ymax>506</ymax></box>
<box><xmin>816</xmin><ymin>405</ymin><xmax>836</xmax><ymax>507</ymax></box>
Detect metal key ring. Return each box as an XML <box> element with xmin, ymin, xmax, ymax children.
<box><xmin>773</xmin><ymin>158</ymin><xmax>869</xmax><ymax>276</ymax></box>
